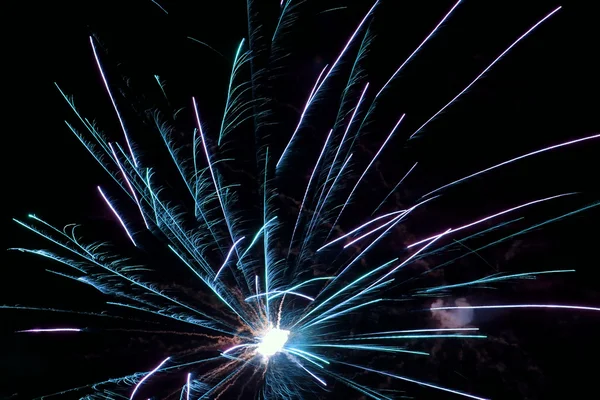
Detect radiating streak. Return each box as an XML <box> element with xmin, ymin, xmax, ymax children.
<box><xmin>420</xmin><ymin>269</ymin><xmax>575</xmax><ymax>293</ymax></box>
<box><xmin>276</xmin><ymin>65</ymin><xmax>328</xmax><ymax>168</ymax></box>
<box><xmin>277</xmin><ymin>0</ymin><xmax>378</xmax><ymax>168</ymax></box>
<box><xmin>361</xmin><ymin>229</ymin><xmax>450</xmax><ymax>295</ymax></box>
<box><xmin>218</xmin><ymin>39</ymin><xmax>246</xmax><ymax>146</ymax></box>
<box><xmin>410</xmin><ymin>6</ymin><xmax>562</xmax><ymax>139</ymax></box>
<box><xmin>327</xmin><ymin>114</ymin><xmax>406</xmax><ymax>240</ymax></box>
<box><xmin>335</xmin><ymin>334</ymin><xmax>486</xmax><ymax>341</ymax></box>
<box><xmin>288</xmin><ymin>129</ymin><xmax>334</xmax><ymax>253</ymax></box>
<box><xmin>130</xmin><ymin>356</ymin><xmax>171</xmax><ymax>399</ymax></box>
<box><xmin>214</xmin><ymin>236</ymin><xmax>246</xmax><ymax>281</ymax></box>
<box><xmin>89</xmin><ymin>37</ymin><xmax>138</xmax><ymax>167</ymax></box>
<box><xmin>292</xmin><ymin>258</ymin><xmax>394</xmax><ymax>329</ymax></box>
<box><xmin>307</xmin><ymin>1</ymin><xmax>378</xmax><ymax>105</ymax></box>
<box><xmin>284</xmin><ymin>349</ymin><xmax>326</xmax><ymax>369</ymax></box>
<box><xmin>408</xmin><ymin>193</ymin><xmax>575</xmax><ymax>248</ymax></box>
<box><xmin>341</xmin><ymin>362</ymin><xmax>489</xmax><ymax>400</ymax></box>
<box><xmin>328</xmin><ymin>196</ymin><xmax>437</xmax><ymax>287</ymax></box>
<box><xmin>108</xmin><ymin>143</ymin><xmax>150</xmax><ymax>229</ymax></box>
<box><xmin>16</xmin><ymin>328</ymin><xmax>81</xmax><ymax>333</ymax></box>
<box><xmin>375</xmin><ymin>0</ymin><xmax>463</xmax><ymax>98</ymax></box>
<box><xmin>305</xmin><ymin>232</ymin><xmax>447</xmax><ymax>329</ymax></box>
<box><xmin>222</xmin><ymin>343</ymin><xmax>258</xmax><ymax>355</ymax></box>
<box><xmin>306</xmin><ymin>154</ymin><xmax>354</xmax><ymax>241</ymax></box>
<box><xmin>245</xmin><ymin>290</ymin><xmax>314</xmax><ymax>302</ymax></box>
<box><xmin>310</xmin><ymin>83</ymin><xmax>370</xmax><ymax>230</ymax></box>
<box><xmin>305</xmin><ymin>344</ymin><xmax>429</xmax><ymax>356</ymax></box>
<box><xmin>423</xmin><ymin>134</ymin><xmax>600</xmax><ymax>197</ymax></box>
<box><xmin>97</xmin><ymin>186</ymin><xmax>137</xmax><ymax>246</ymax></box>
<box><xmin>192</xmin><ymin>97</ymin><xmax>239</xmax><ymax>253</ymax></box>
<box><xmin>351</xmin><ymin>328</ymin><xmax>480</xmax><ymax>337</ymax></box>
<box><xmin>344</xmin><ymin>211</ymin><xmax>408</xmax><ymax>248</ymax></box>
<box><xmin>318</xmin><ymin>210</ymin><xmax>406</xmax><ymax>251</ymax></box>
<box><xmin>372</xmin><ymin>162</ymin><xmax>418</xmax><ymax>216</ymax></box>
<box><xmin>186</xmin><ymin>373</ymin><xmax>191</xmax><ymax>400</ymax></box>
<box><xmin>294</xmin><ymin>360</ymin><xmax>327</xmax><ymax>386</ymax></box>
<box><xmin>285</xmin><ymin>348</ymin><xmax>330</xmax><ymax>365</ymax></box>
<box><xmin>239</xmin><ymin>217</ymin><xmax>278</xmax><ymax>262</ymax></box>
<box><xmin>430</xmin><ymin>304</ymin><xmax>600</xmax><ymax>312</ymax></box>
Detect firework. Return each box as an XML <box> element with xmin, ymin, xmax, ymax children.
<box><xmin>7</xmin><ymin>1</ymin><xmax>598</xmax><ymax>399</ymax></box>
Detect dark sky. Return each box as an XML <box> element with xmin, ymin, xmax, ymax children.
<box><xmin>4</xmin><ymin>0</ymin><xmax>599</xmax><ymax>399</ymax></box>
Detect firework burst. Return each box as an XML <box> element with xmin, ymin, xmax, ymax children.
<box><xmin>6</xmin><ymin>1</ymin><xmax>598</xmax><ymax>399</ymax></box>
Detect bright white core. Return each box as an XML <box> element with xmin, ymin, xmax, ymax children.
<box><xmin>256</xmin><ymin>327</ymin><xmax>290</xmax><ymax>357</ymax></box>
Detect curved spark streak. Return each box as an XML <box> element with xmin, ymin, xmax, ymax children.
<box><xmin>130</xmin><ymin>356</ymin><xmax>171</xmax><ymax>400</ymax></box>
<box><xmin>214</xmin><ymin>236</ymin><xmax>246</xmax><ymax>281</ymax></box>
<box><xmin>222</xmin><ymin>344</ymin><xmax>258</xmax><ymax>355</ymax></box>
<box><xmin>409</xmin><ymin>6</ymin><xmax>562</xmax><ymax>139</ymax></box>
<box><xmin>423</xmin><ymin>134</ymin><xmax>600</xmax><ymax>197</ymax></box>
<box><xmin>408</xmin><ymin>193</ymin><xmax>575</xmax><ymax>248</ymax></box>
<box><xmin>318</xmin><ymin>210</ymin><xmax>406</xmax><ymax>252</ymax></box>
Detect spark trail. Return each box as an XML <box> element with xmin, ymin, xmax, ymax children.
<box><xmin>8</xmin><ymin>2</ymin><xmax>598</xmax><ymax>400</ymax></box>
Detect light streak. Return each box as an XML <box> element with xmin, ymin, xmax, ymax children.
<box><xmin>130</xmin><ymin>356</ymin><xmax>171</xmax><ymax>399</ymax></box>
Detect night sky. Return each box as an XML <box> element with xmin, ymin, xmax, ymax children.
<box><xmin>4</xmin><ymin>0</ymin><xmax>599</xmax><ymax>399</ymax></box>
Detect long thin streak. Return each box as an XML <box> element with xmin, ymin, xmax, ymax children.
<box><xmin>288</xmin><ymin>129</ymin><xmax>334</xmax><ymax>253</ymax></box>
<box><xmin>214</xmin><ymin>237</ymin><xmax>246</xmax><ymax>281</ymax></box>
<box><xmin>431</xmin><ymin>304</ymin><xmax>600</xmax><ymax>312</ymax></box>
<box><xmin>277</xmin><ymin>0</ymin><xmax>378</xmax><ymax>169</ymax></box>
<box><xmin>186</xmin><ymin>373</ymin><xmax>191</xmax><ymax>400</ymax></box>
<box><xmin>327</xmin><ymin>114</ymin><xmax>406</xmax><ymax>239</ymax></box>
<box><xmin>318</xmin><ymin>209</ymin><xmax>405</xmax><ymax>252</ymax></box>
<box><xmin>150</xmin><ymin>0</ymin><xmax>168</xmax><ymax>14</ymax></box>
<box><xmin>375</xmin><ymin>0</ymin><xmax>463</xmax><ymax>98</ymax></box>
<box><xmin>351</xmin><ymin>328</ymin><xmax>480</xmax><ymax>337</ymax></box>
<box><xmin>310</xmin><ymin>83</ymin><xmax>370</xmax><ymax>229</ymax></box>
<box><xmin>130</xmin><ymin>356</ymin><xmax>171</xmax><ymax>399</ymax></box>
<box><xmin>408</xmin><ymin>193</ymin><xmax>575</xmax><ymax>248</ymax></box>
<box><xmin>423</xmin><ymin>134</ymin><xmax>600</xmax><ymax>197</ymax></box>
<box><xmin>222</xmin><ymin>343</ymin><xmax>257</xmax><ymax>355</ymax></box>
<box><xmin>108</xmin><ymin>143</ymin><xmax>150</xmax><ymax>229</ymax></box>
<box><xmin>97</xmin><ymin>186</ymin><xmax>137</xmax><ymax>246</ymax></box>
<box><xmin>239</xmin><ymin>216</ymin><xmax>278</xmax><ymax>262</ymax></box>
<box><xmin>89</xmin><ymin>37</ymin><xmax>138</xmax><ymax>167</ymax></box>
<box><xmin>245</xmin><ymin>290</ymin><xmax>314</xmax><ymax>302</ymax></box>
<box><xmin>192</xmin><ymin>97</ymin><xmax>238</xmax><ymax>251</ymax></box>
<box><xmin>16</xmin><ymin>328</ymin><xmax>81</xmax><ymax>333</ymax></box>
<box><xmin>309</xmin><ymin>1</ymin><xmax>379</xmax><ymax>104</ymax></box>
<box><xmin>343</xmin><ymin>211</ymin><xmax>407</xmax><ymax>248</ymax></box>
<box><xmin>218</xmin><ymin>38</ymin><xmax>246</xmax><ymax>146</ymax></box>
<box><xmin>410</xmin><ymin>6</ymin><xmax>562</xmax><ymax>139</ymax></box>
<box><xmin>294</xmin><ymin>360</ymin><xmax>327</xmax><ymax>386</ymax></box>
<box><xmin>342</xmin><ymin>362</ymin><xmax>489</xmax><ymax>400</ymax></box>
<box><xmin>276</xmin><ymin>65</ymin><xmax>328</xmax><ymax>169</ymax></box>
<box><xmin>372</xmin><ymin>162</ymin><xmax>418</xmax><ymax>215</ymax></box>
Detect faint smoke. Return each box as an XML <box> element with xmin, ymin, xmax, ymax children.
<box><xmin>430</xmin><ymin>298</ymin><xmax>474</xmax><ymax>328</ymax></box>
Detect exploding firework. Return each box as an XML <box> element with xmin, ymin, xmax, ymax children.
<box><xmin>6</xmin><ymin>1</ymin><xmax>599</xmax><ymax>399</ymax></box>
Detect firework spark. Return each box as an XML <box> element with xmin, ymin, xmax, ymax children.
<box><xmin>7</xmin><ymin>1</ymin><xmax>598</xmax><ymax>400</ymax></box>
